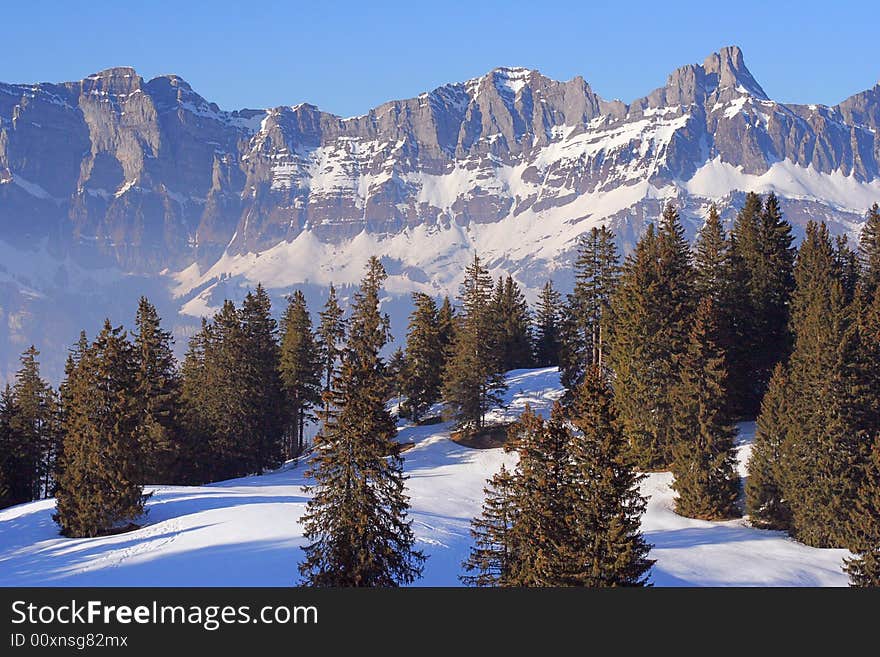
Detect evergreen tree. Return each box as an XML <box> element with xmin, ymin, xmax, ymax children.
<box><xmin>730</xmin><ymin>192</ymin><xmax>796</xmax><ymax>411</ymax></box>
<box><xmin>560</xmin><ymin>226</ymin><xmax>620</xmax><ymax>392</ymax></box>
<box><xmin>745</xmin><ymin>363</ymin><xmax>793</xmax><ymax>530</ymax></box>
<box><xmin>178</xmin><ymin>319</ymin><xmax>213</xmax><ymax>484</ymax></box>
<box><xmin>566</xmin><ymin>366</ymin><xmax>654</xmax><ymax>586</ymax></box>
<box><xmin>437</xmin><ymin>296</ymin><xmax>456</xmax><ymax>364</ymax></box>
<box><xmin>402</xmin><ymin>293</ymin><xmax>442</xmax><ymax>422</ymax></box>
<box><xmin>533</xmin><ymin>281</ymin><xmax>562</xmax><ymax>368</ymax></box>
<box><xmin>607</xmin><ymin>203</ymin><xmax>694</xmax><ymax>470</ymax></box>
<box><xmin>835</xmin><ymin>234</ymin><xmax>860</xmax><ymax>305</ymax></box>
<box><xmin>54</xmin><ymin>321</ymin><xmax>147</xmax><ymax>537</ymax></box>
<box><xmin>132</xmin><ymin>297</ymin><xmax>180</xmax><ymax>484</ymax></box>
<box><xmin>860</xmin><ymin>203</ymin><xmax>880</xmax><ymax>298</ymax></box>
<box><xmin>506</xmin><ymin>404</ymin><xmax>574</xmax><ymax>586</ymax></box>
<box><xmin>493</xmin><ymin>275</ymin><xmax>533</xmax><ymax>371</ymax></box>
<box><xmin>279</xmin><ymin>291</ymin><xmax>321</xmax><ymax>457</ymax></box>
<box><xmin>7</xmin><ymin>347</ymin><xmax>57</xmax><ymax>502</ymax></box>
<box><xmin>670</xmin><ymin>298</ymin><xmax>740</xmax><ymax>520</ymax></box>
<box><xmin>0</xmin><ymin>386</ymin><xmax>15</xmax><ymax>509</ymax></box>
<box><xmin>460</xmin><ymin>464</ymin><xmax>519</xmax><ymax>586</ymax></box>
<box><xmin>299</xmin><ymin>257</ymin><xmax>425</xmax><ymax>586</ymax></box>
<box><xmin>315</xmin><ymin>284</ymin><xmax>346</xmax><ymax>424</ymax></box>
<box><xmin>693</xmin><ymin>204</ymin><xmax>749</xmax><ymax>414</ymax></box>
<box><xmin>386</xmin><ymin>347</ymin><xmax>407</xmax><ymax>411</ymax></box>
<box><xmin>443</xmin><ymin>254</ymin><xmax>507</xmax><ymax>431</ymax></box>
<box><xmin>845</xmin><ymin>433</ymin><xmax>880</xmax><ymax>586</ymax></box>
<box><xmin>240</xmin><ymin>284</ymin><xmax>285</xmax><ymax>473</ymax></box>
<box><xmin>782</xmin><ymin>221</ymin><xmax>865</xmax><ymax>547</ymax></box>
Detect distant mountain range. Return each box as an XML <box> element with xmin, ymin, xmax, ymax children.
<box><xmin>2</xmin><ymin>46</ymin><xmax>880</xmax><ymax>380</ymax></box>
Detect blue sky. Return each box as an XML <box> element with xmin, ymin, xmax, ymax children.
<box><xmin>3</xmin><ymin>1</ymin><xmax>878</xmax><ymax>116</ymax></box>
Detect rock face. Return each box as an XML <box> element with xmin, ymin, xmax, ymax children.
<box><xmin>1</xmin><ymin>46</ymin><xmax>880</xmax><ymax>380</ymax></box>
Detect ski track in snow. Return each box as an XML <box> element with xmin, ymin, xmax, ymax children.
<box><xmin>0</xmin><ymin>367</ymin><xmax>851</xmax><ymax>587</ymax></box>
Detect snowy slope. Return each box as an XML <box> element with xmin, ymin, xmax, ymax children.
<box><xmin>0</xmin><ymin>368</ymin><xmax>850</xmax><ymax>587</ymax></box>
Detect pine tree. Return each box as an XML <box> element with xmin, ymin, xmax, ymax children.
<box><xmin>54</xmin><ymin>321</ymin><xmax>147</xmax><ymax>538</ymax></box>
<box><xmin>607</xmin><ymin>203</ymin><xmax>694</xmax><ymax>470</ymax></box>
<box><xmin>745</xmin><ymin>363</ymin><xmax>793</xmax><ymax>530</ymax></box>
<box><xmin>729</xmin><ymin>192</ymin><xmax>796</xmax><ymax>411</ymax></box>
<box><xmin>694</xmin><ymin>204</ymin><xmax>749</xmax><ymax>415</ymax></box>
<box><xmin>460</xmin><ymin>464</ymin><xmax>519</xmax><ymax>586</ymax></box>
<box><xmin>845</xmin><ymin>433</ymin><xmax>880</xmax><ymax>586</ymax></box>
<box><xmin>835</xmin><ymin>234</ymin><xmax>860</xmax><ymax>305</ymax></box>
<box><xmin>443</xmin><ymin>254</ymin><xmax>507</xmax><ymax>432</ymax></box>
<box><xmin>670</xmin><ymin>298</ymin><xmax>740</xmax><ymax>520</ymax></box>
<box><xmin>386</xmin><ymin>347</ymin><xmax>407</xmax><ymax>411</ymax></box>
<box><xmin>437</xmin><ymin>296</ymin><xmax>456</xmax><ymax>363</ymax></box>
<box><xmin>533</xmin><ymin>281</ymin><xmax>562</xmax><ymax>368</ymax></box>
<box><xmin>560</xmin><ymin>226</ymin><xmax>620</xmax><ymax>392</ymax></box>
<box><xmin>299</xmin><ymin>257</ymin><xmax>425</xmax><ymax>586</ymax></box>
<box><xmin>506</xmin><ymin>404</ymin><xmax>574</xmax><ymax>586</ymax></box>
<box><xmin>0</xmin><ymin>386</ymin><xmax>16</xmax><ymax>509</ymax></box>
<box><xmin>782</xmin><ymin>221</ymin><xmax>865</xmax><ymax>547</ymax></box>
<box><xmin>279</xmin><ymin>291</ymin><xmax>321</xmax><ymax>458</ymax></box>
<box><xmin>859</xmin><ymin>203</ymin><xmax>880</xmax><ymax>298</ymax></box>
<box><xmin>7</xmin><ymin>347</ymin><xmax>57</xmax><ymax>502</ymax></box>
<box><xmin>179</xmin><ymin>319</ymin><xmax>213</xmax><ymax>484</ymax></box>
<box><xmin>493</xmin><ymin>275</ymin><xmax>533</xmax><ymax>371</ymax></box>
<box><xmin>566</xmin><ymin>366</ymin><xmax>654</xmax><ymax>586</ymax></box>
<box><xmin>315</xmin><ymin>284</ymin><xmax>346</xmax><ymax>424</ymax></box>
<box><xmin>240</xmin><ymin>284</ymin><xmax>285</xmax><ymax>474</ymax></box>
<box><xmin>401</xmin><ymin>293</ymin><xmax>442</xmax><ymax>422</ymax></box>
<box><xmin>132</xmin><ymin>297</ymin><xmax>180</xmax><ymax>484</ymax></box>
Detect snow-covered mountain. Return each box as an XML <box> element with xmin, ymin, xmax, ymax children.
<box><xmin>2</xmin><ymin>46</ymin><xmax>880</xmax><ymax>379</ymax></box>
<box><xmin>0</xmin><ymin>368</ymin><xmax>850</xmax><ymax>586</ymax></box>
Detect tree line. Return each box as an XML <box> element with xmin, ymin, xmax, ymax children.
<box><xmin>1</xmin><ymin>197</ymin><xmax>879</xmax><ymax>586</ymax></box>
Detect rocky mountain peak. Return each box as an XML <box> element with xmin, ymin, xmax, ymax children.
<box><xmin>701</xmin><ymin>45</ymin><xmax>767</xmax><ymax>99</ymax></box>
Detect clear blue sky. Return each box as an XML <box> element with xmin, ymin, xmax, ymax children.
<box><xmin>3</xmin><ymin>0</ymin><xmax>878</xmax><ymax>117</ymax></box>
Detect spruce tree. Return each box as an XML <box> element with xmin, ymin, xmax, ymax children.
<box><xmin>132</xmin><ymin>297</ymin><xmax>180</xmax><ymax>484</ymax></box>
<box><xmin>7</xmin><ymin>347</ymin><xmax>57</xmax><ymax>502</ymax></box>
<box><xmin>54</xmin><ymin>321</ymin><xmax>147</xmax><ymax>537</ymax></box>
<box><xmin>315</xmin><ymin>284</ymin><xmax>346</xmax><ymax>423</ymax></box>
<box><xmin>745</xmin><ymin>363</ymin><xmax>793</xmax><ymax>530</ymax></box>
<box><xmin>533</xmin><ymin>281</ymin><xmax>562</xmax><ymax>368</ymax></box>
<box><xmin>240</xmin><ymin>284</ymin><xmax>285</xmax><ymax>473</ymax></box>
<box><xmin>493</xmin><ymin>275</ymin><xmax>533</xmax><ymax>371</ymax></box>
<box><xmin>845</xmin><ymin>433</ymin><xmax>880</xmax><ymax>586</ymax></box>
<box><xmin>179</xmin><ymin>319</ymin><xmax>213</xmax><ymax>484</ymax></box>
<box><xmin>567</xmin><ymin>366</ymin><xmax>654</xmax><ymax>586</ymax></box>
<box><xmin>859</xmin><ymin>203</ymin><xmax>880</xmax><ymax>298</ymax></box>
<box><xmin>460</xmin><ymin>464</ymin><xmax>519</xmax><ymax>586</ymax></box>
<box><xmin>402</xmin><ymin>293</ymin><xmax>442</xmax><ymax>422</ymax></box>
<box><xmin>443</xmin><ymin>254</ymin><xmax>507</xmax><ymax>432</ymax></box>
<box><xmin>437</xmin><ymin>296</ymin><xmax>456</xmax><ymax>364</ymax></box>
<box><xmin>506</xmin><ymin>404</ymin><xmax>574</xmax><ymax>586</ymax></box>
<box><xmin>386</xmin><ymin>347</ymin><xmax>407</xmax><ymax>410</ymax></box>
<box><xmin>560</xmin><ymin>226</ymin><xmax>620</xmax><ymax>392</ymax></box>
<box><xmin>670</xmin><ymin>298</ymin><xmax>740</xmax><ymax>520</ymax></box>
<box><xmin>607</xmin><ymin>203</ymin><xmax>694</xmax><ymax>470</ymax></box>
<box><xmin>299</xmin><ymin>257</ymin><xmax>425</xmax><ymax>586</ymax></box>
<box><xmin>0</xmin><ymin>386</ymin><xmax>15</xmax><ymax>509</ymax></box>
<box><xmin>279</xmin><ymin>291</ymin><xmax>321</xmax><ymax>457</ymax></box>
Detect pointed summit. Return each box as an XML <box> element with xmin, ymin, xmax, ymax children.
<box><xmin>702</xmin><ymin>45</ymin><xmax>767</xmax><ymax>99</ymax></box>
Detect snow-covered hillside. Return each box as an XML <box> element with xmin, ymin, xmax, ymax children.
<box><xmin>0</xmin><ymin>367</ymin><xmax>850</xmax><ymax>586</ymax></box>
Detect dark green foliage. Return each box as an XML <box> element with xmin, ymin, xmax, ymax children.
<box><xmin>3</xmin><ymin>347</ymin><xmax>58</xmax><ymax>504</ymax></box>
<box><xmin>443</xmin><ymin>254</ymin><xmax>507</xmax><ymax>431</ymax></box>
<box><xmin>437</xmin><ymin>296</ymin><xmax>456</xmax><ymax>362</ymax></box>
<box><xmin>607</xmin><ymin>203</ymin><xmax>694</xmax><ymax>470</ymax></box>
<box><xmin>401</xmin><ymin>293</ymin><xmax>442</xmax><ymax>422</ymax></box>
<box><xmin>315</xmin><ymin>284</ymin><xmax>347</xmax><ymax>423</ymax></box>
<box><xmin>506</xmin><ymin>405</ymin><xmax>574</xmax><ymax>586</ymax></box>
<box><xmin>279</xmin><ymin>291</ymin><xmax>321</xmax><ymax>458</ymax></box>
<box><xmin>299</xmin><ymin>257</ymin><xmax>425</xmax><ymax>586</ymax></box>
<box><xmin>566</xmin><ymin>367</ymin><xmax>654</xmax><ymax>586</ymax></box>
<box><xmin>0</xmin><ymin>386</ymin><xmax>15</xmax><ymax>509</ymax></box>
<box><xmin>460</xmin><ymin>464</ymin><xmax>519</xmax><ymax>586</ymax></box>
<box><xmin>386</xmin><ymin>347</ymin><xmax>407</xmax><ymax>409</ymax></box>
<box><xmin>533</xmin><ymin>281</ymin><xmax>562</xmax><ymax>368</ymax></box>
<box><xmin>745</xmin><ymin>363</ymin><xmax>793</xmax><ymax>529</ymax></box>
<box><xmin>860</xmin><ymin>203</ymin><xmax>880</xmax><ymax>298</ymax></box>
<box><xmin>729</xmin><ymin>192</ymin><xmax>796</xmax><ymax>413</ymax></box>
<box><xmin>240</xmin><ymin>284</ymin><xmax>286</xmax><ymax>473</ymax></box>
<box><xmin>845</xmin><ymin>433</ymin><xmax>880</xmax><ymax>586</ymax></box>
<box><xmin>132</xmin><ymin>298</ymin><xmax>180</xmax><ymax>484</ymax></box>
<box><xmin>670</xmin><ymin>298</ymin><xmax>740</xmax><ymax>520</ymax></box>
<box><xmin>560</xmin><ymin>226</ymin><xmax>620</xmax><ymax>392</ymax></box>
<box><xmin>492</xmin><ymin>275</ymin><xmax>534</xmax><ymax>371</ymax></box>
<box><xmin>54</xmin><ymin>321</ymin><xmax>147</xmax><ymax>538</ymax></box>
<box><xmin>835</xmin><ymin>235</ymin><xmax>860</xmax><ymax>305</ymax></box>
